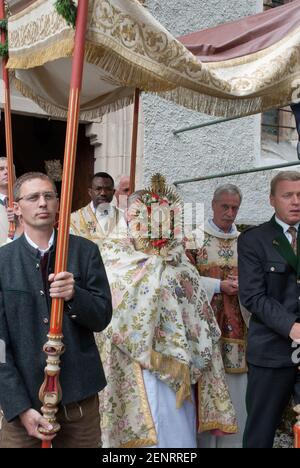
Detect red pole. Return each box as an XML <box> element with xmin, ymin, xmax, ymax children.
<box><xmin>0</xmin><ymin>0</ymin><xmax>15</xmax><ymax>239</ymax></box>
<box><xmin>129</xmin><ymin>89</ymin><xmax>140</xmax><ymax>195</ymax></box>
<box><xmin>294</xmin><ymin>404</ymin><xmax>300</xmax><ymax>448</ymax></box>
<box><xmin>38</xmin><ymin>0</ymin><xmax>89</xmax><ymax>448</ymax></box>
<box><xmin>294</xmin><ymin>423</ymin><xmax>300</xmax><ymax>448</ymax></box>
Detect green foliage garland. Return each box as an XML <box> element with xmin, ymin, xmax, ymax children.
<box><xmin>0</xmin><ymin>41</ymin><xmax>8</xmax><ymax>57</ymax></box>
<box><xmin>0</xmin><ymin>19</ymin><xmax>7</xmax><ymax>57</ymax></box>
<box><xmin>55</xmin><ymin>0</ymin><xmax>77</xmax><ymax>29</ymax></box>
<box><xmin>0</xmin><ymin>19</ymin><xmax>7</xmax><ymax>31</ymax></box>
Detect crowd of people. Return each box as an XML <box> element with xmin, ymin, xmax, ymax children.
<box><xmin>0</xmin><ymin>157</ymin><xmax>300</xmax><ymax>449</ymax></box>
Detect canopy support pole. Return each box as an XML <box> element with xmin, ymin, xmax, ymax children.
<box><xmin>129</xmin><ymin>88</ymin><xmax>140</xmax><ymax>194</ymax></box>
<box><xmin>38</xmin><ymin>0</ymin><xmax>88</xmax><ymax>448</ymax></box>
<box><xmin>0</xmin><ymin>0</ymin><xmax>14</xmax><ymax>239</ymax></box>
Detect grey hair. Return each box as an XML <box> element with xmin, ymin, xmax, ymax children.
<box><xmin>14</xmin><ymin>172</ymin><xmax>57</xmax><ymax>201</ymax></box>
<box><xmin>213</xmin><ymin>184</ymin><xmax>242</xmax><ymax>203</ymax></box>
<box><xmin>0</xmin><ymin>156</ymin><xmax>15</xmax><ymax>169</ymax></box>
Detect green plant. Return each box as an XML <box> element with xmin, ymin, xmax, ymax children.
<box><xmin>55</xmin><ymin>0</ymin><xmax>77</xmax><ymax>28</ymax></box>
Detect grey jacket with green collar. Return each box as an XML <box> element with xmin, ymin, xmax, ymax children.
<box><xmin>0</xmin><ymin>232</ymin><xmax>112</xmax><ymax>422</ymax></box>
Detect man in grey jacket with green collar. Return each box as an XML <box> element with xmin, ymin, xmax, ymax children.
<box><xmin>0</xmin><ymin>172</ymin><xmax>112</xmax><ymax>448</ymax></box>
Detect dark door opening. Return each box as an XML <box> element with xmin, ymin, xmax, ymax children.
<box><xmin>0</xmin><ymin>112</ymin><xmax>94</xmax><ymax>212</ymax></box>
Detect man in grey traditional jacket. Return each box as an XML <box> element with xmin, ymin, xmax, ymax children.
<box><xmin>0</xmin><ymin>172</ymin><xmax>112</xmax><ymax>448</ymax></box>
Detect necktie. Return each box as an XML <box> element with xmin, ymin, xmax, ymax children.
<box><xmin>40</xmin><ymin>252</ymin><xmax>49</xmax><ymax>292</ymax></box>
<box><xmin>288</xmin><ymin>226</ymin><xmax>298</xmax><ymax>255</ymax></box>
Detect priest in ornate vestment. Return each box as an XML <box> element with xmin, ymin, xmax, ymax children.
<box><xmin>185</xmin><ymin>184</ymin><xmax>248</xmax><ymax>448</ymax></box>
<box><xmin>70</xmin><ymin>172</ymin><xmax>127</xmax><ymax>244</ymax></box>
<box><xmin>95</xmin><ymin>175</ymin><xmax>237</xmax><ymax>448</ymax></box>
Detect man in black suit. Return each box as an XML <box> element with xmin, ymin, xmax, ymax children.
<box><xmin>0</xmin><ymin>172</ymin><xmax>112</xmax><ymax>448</ymax></box>
<box><xmin>238</xmin><ymin>170</ymin><xmax>300</xmax><ymax>448</ymax></box>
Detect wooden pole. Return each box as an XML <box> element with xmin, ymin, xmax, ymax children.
<box><xmin>129</xmin><ymin>88</ymin><xmax>140</xmax><ymax>195</ymax></box>
<box><xmin>0</xmin><ymin>0</ymin><xmax>14</xmax><ymax>239</ymax></box>
<box><xmin>294</xmin><ymin>404</ymin><xmax>300</xmax><ymax>448</ymax></box>
<box><xmin>38</xmin><ymin>0</ymin><xmax>89</xmax><ymax>448</ymax></box>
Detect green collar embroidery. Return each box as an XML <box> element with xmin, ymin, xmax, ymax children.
<box><xmin>271</xmin><ymin>215</ymin><xmax>300</xmax><ymax>275</ymax></box>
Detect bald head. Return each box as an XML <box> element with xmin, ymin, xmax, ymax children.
<box><xmin>115</xmin><ymin>175</ymin><xmax>130</xmax><ymax>204</ymax></box>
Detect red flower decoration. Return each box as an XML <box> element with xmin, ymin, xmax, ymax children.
<box><xmin>151</xmin><ymin>239</ymin><xmax>168</xmax><ymax>248</ymax></box>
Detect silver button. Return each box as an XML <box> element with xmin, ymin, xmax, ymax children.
<box><xmin>71</xmin><ymin>315</ymin><xmax>77</xmax><ymax>319</ymax></box>
<box><xmin>43</xmin><ymin>318</ymin><xmax>49</xmax><ymax>324</ymax></box>
<box><xmin>36</xmin><ymin>263</ymin><xmax>40</xmax><ymax>270</ymax></box>
<box><xmin>40</xmin><ymin>290</ymin><xmax>45</xmax><ymax>296</ymax></box>
<box><xmin>270</xmin><ymin>267</ymin><xmax>275</xmax><ymax>272</ymax></box>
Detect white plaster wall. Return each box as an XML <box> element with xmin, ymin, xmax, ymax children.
<box><xmin>142</xmin><ymin>0</ymin><xmax>295</xmax><ymax>226</ymax></box>
<box><xmin>88</xmin><ymin>104</ymin><xmax>144</xmax><ymax>189</ymax></box>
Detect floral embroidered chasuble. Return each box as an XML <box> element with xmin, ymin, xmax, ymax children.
<box><xmin>186</xmin><ymin>221</ymin><xmax>247</xmax><ymax>374</ymax></box>
<box><xmin>70</xmin><ymin>203</ymin><xmax>127</xmax><ymax>245</ymax></box>
<box><xmin>95</xmin><ymin>237</ymin><xmax>237</xmax><ymax>448</ymax></box>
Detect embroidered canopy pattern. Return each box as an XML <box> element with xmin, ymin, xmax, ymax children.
<box><xmin>6</xmin><ymin>0</ymin><xmax>300</xmax><ymax>119</ymax></box>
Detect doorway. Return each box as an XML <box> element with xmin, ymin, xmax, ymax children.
<box><xmin>0</xmin><ymin>112</ymin><xmax>94</xmax><ymax>211</ymax></box>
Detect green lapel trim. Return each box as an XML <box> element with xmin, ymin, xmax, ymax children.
<box><xmin>297</xmin><ymin>228</ymin><xmax>300</xmax><ymax>279</ymax></box>
<box><xmin>271</xmin><ymin>216</ymin><xmax>298</xmax><ymax>273</ymax></box>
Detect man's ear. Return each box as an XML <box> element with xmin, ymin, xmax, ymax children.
<box><xmin>13</xmin><ymin>202</ymin><xmax>21</xmax><ymax>216</ymax></box>
<box><xmin>88</xmin><ymin>188</ymin><xmax>92</xmax><ymax>198</ymax></box>
<box><xmin>270</xmin><ymin>195</ymin><xmax>274</xmax><ymax>209</ymax></box>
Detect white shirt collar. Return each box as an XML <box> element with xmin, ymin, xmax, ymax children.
<box><xmin>275</xmin><ymin>216</ymin><xmax>300</xmax><ymax>233</ymax></box>
<box><xmin>24</xmin><ymin>230</ymin><xmax>55</xmax><ymax>256</ymax></box>
<box><xmin>209</xmin><ymin>218</ymin><xmax>235</xmax><ymax>235</ymax></box>
<box><xmin>0</xmin><ymin>192</ymin><xmax>7</xmax><ymax>202</ymax></box>
<box><xmin>90</xmin><ymin>201</ymin><xmax>113</xmax><ymax>217</ymax></box>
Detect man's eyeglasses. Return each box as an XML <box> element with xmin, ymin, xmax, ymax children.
<box><xmin>16</xmin><ymin>192</ymin><xmax>58</xmax><ymax>203</ymax></box>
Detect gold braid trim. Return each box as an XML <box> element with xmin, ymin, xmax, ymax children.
<box><xmin>134</xmin><ymin>362</ymin><xmax>157</xmax><ymax>446</ymax></box>
<box><xmin>222</xmin><ymin>337</ymin><xmax>247</xmax><ymax>345</ymax></box>
<box><xmin>196</xmin><ymin>380</ymin><xmax>238</xmax><ymax>434</ymax></box>
<box><xmin>119</xmin><ymin>362</ymin><xmax>157</xmax><ymax>449</ymax></box>
<box><xmin>225</xmin><ymin>367</ymin><xmax>247</xmax><ymax>374</ymax></box>
<box><xmin>7</xmin><ymin>34</ymin><xmax>74</xmax><ymax>69</ymax></box>
<box><xmin>159</xmin><ymin>76</ymin><xmax>298</xmax><ymax>119</ymax></box>
<box><xmin>221</xmin><ymin>337</ymin><xmax>247</xmax><ymax>374</ymax></box>
<box><xmin>12</xmin><ymin>73</ymin><xmax>134</xmax><ymax>120</ymax></box>
<box><xmin>12</xmin><ymin>74</ymin><xmax>66</xmax><ymax>119</ymax></box>
<box><xmin>84</xmin><ymin>41</ymin><xmax>174</xmax><ymax>92</ymax></box>
<box><xmin>199</xmin><ymin>421</ymin><xmax>238</xmax><ymax>434</ymax></box>
<box><xmin>150</xmin><ymin>350</ymin><xmax>192</xmax><ymax>409</ymax></box>
<box><xmin>119</xmin><ymin>356</ymin><xmax>194</xmax><ymax>447</ymax></box>
<box><xmin>8</xmin><ymin>35</ymin><xmax>298</xmax><ymax>119</ymax></box>
<box><xmin>8</xmin><ymin>36</ymin><xmax>299</xmax><ymax>118</ymax></box>
<box><xmin>121</xmin><ymin>438</ymin><xmax>156</xmax><ymax>449</ymax></box>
